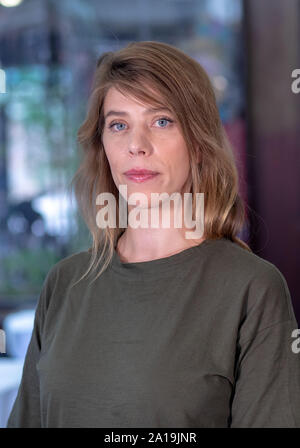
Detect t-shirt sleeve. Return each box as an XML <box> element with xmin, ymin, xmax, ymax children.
<box><xmin>6</xmin><ymin>266</ymin><xmax>56</xmax><ymax>428</ymax></box>
<box><xmin>229</xmin><ymin>264</ymin><xmax>300</xmax><ymax>427</ymax></box>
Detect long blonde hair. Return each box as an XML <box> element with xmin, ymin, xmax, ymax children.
<box><xmin>69</xmin><ymin>40</ymin><xmax>251</xmax><ymax>287</ymax></box>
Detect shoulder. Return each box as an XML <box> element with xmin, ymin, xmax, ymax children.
<box><xmin>45</xmin><ymin>249</ymin><xmax>93</xmax><ymax>289</ymax></box>
<box><xmin>51</xmin><ymin>249</ymin><xmax>92</xmax><ymax>273</ymax></box>
<box><xmin>33</xmin><ymin>250</ymin><xmax>94</xmax><ymax>320</ymax></box>
<box><xmin>205</xmin><ymin>237</ymin><xmax>288</xmax><ymax>290</ymax></box>
<box><xmin>207</xmin><ymin>238</ymin><xmax>295</xmax><ymax>329</ymax></box>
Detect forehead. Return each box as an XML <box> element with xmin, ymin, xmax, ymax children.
<box><xmin>103</xmin><ymin>85</ymin><xmax>167</xmax><ymax>111</ymax></box>
<box><xmin>103</xmin><ymin>87</ymin><xmax>135</xmax><ymax>107</ymax></box>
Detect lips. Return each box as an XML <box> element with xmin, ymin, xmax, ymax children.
<box><xmin>124</xmin><ymin>169</ymin><xmax>158</xmax><ymax>175</ymax></box>
<box><xmin>124</xmin><ymin>169</ymin><xmax>159</xmax><ymax>183</ymax></box>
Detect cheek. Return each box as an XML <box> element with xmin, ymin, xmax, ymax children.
<box><xmin>102</xmin><ymin>141</ymin><xmax>117</xmax><ymax>168</ymax></box>
<box><xmin>169</xmin><ymin>141</ymin><xmax>190</xmax><ymax>173</ymax></box>
<box><xmin>102</xmin><ymin>133</ymin><xmax>114</xmax><ymax>157</ymax></box>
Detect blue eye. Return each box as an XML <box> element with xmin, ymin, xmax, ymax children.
<box><xmin>109</xmin><ymin>122</ymin><xmax>126</xmax><ymax>131</ymax></box>
<box><xmin>156</xmin><ymin>118</ymin><xmax>173</xmax><ymax>127</ymax></box>
<box><xmin>108</xmin><ymin>116</ymin><xmax>174</xmax><ymax>132</ymax></box>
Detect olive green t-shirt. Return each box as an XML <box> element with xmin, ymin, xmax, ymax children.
<box><xmin>6</xmin><ymin>237</ymin><xmax>300</xmax><ymax>428</ymax></box>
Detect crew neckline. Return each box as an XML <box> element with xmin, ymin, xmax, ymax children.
<box><xmin>110</xmin><ymin>237</ymin><xmax>228</xmax><ymax>279</ymax></box>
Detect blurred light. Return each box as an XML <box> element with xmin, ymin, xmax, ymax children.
<box><xmin>3</xmin><ymin>310</ymin><xmax>35</xmax><ymax>359</ymax></box>
<box><xmin>0</xmin><ymin>68</ymin><xmax>6</xmax><ymax>94</ymax></box>
<box><xmin>206</xmin><ymin>0</ymin><xmax>242</xmax><ymax>24</ymax></box>
<box><xmin>7</xmin><ymin>213</ymin><xmax>28</xmax><ymax>234</ymax></box>
<box><xmin>4</xmin><ymin>310</ymin><xmax>34</xmax><ymax>333</ymax></box>
<box><xmin>31</xmin><ymin>219</ymin><xmax>45</xmax><ymax>237</ymax></box>
<box><xmin>32</xmin><ymin>191</ymin><xmax>77</xmax><ymax>237</ymax></box>
<box><xmin>0</xmin><ymin>0</ymin><xmax>23</xmax><ymax>7</ymax></box>
<box><xmin>212</xmin><ymin>75</ymin><xmax>228</xmax><ymax>92</ymax></box>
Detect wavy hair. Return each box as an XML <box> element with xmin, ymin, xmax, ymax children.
<box><xmin>69</xmin><ymin>40</ymin><xmax>251</xmax><ymax>287</ymax></box>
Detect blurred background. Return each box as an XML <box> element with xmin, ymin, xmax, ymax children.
<box><xmin>0</xmin><ymin>0</ymin><xmax>299</xmax><ymax>427</ymax></box>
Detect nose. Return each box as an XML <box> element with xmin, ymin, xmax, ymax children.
<box><xmin>128</xmin><ymin>128</ymin><xmax>151</xmax><ymax>156</ymax></box>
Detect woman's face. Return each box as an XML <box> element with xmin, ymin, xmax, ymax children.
<box><xmin>101</xmin><ymin>86</ymin><xmax>191</xmax><ymax>210</ymax></box>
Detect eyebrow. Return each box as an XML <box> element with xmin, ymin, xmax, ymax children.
<box><xmin>104</xmin><ymin>107</ymin><xmax>173</xmax><ymax>121</ymax></box>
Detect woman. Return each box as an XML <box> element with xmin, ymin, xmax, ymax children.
<box><xmin>7</xmin><ymin>41</ymin><xmax>300</xmax><ymax>428</ymax></box>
